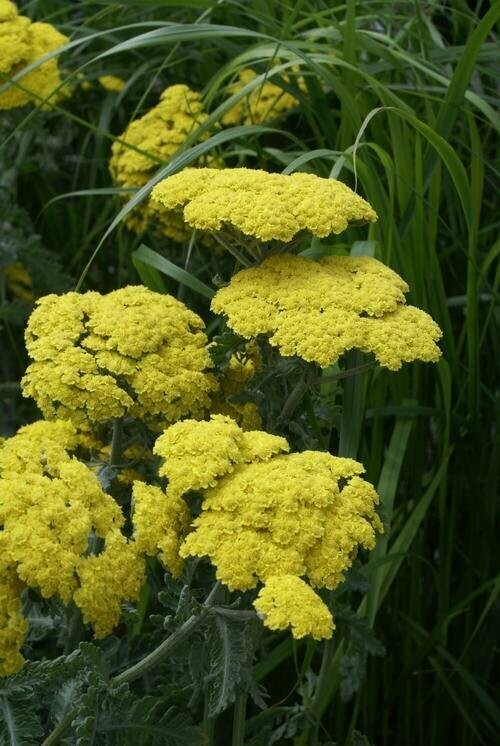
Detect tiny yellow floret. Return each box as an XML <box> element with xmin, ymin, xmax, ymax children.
<box><xmin>150</xmin><ymin>167</ymin><xmax>377</xmax><ymax>244</ymax></box>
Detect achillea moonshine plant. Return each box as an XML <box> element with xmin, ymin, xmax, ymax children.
<box><xmin>0</xmin><ymin>0</ymin><xmax>68</xmax><ymax>110</ymax></box>
<box><xmin>0</xmin><ymin>420</ymin><xmax>146</xmax><ymax>673</ymax></box>
<box><xmin>147</xmin><ymin>415</ymin><xmax>383</xmax><ymax>640</ymax></box>
<box><xmin>150</xmin><ymin>167</ymin><xmax>377</xmax><ymax>260</ymax></box>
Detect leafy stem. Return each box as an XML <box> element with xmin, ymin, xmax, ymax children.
<box><xmin>41</xmin><ymin>582</ymin><xmax>222</xmax><ymax>745</ymax></box>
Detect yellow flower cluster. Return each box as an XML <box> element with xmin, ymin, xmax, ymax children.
<box><xmin>109</xmin><ymin>84</ymin><xmax>208</xmax><ymax>237</ymax></box>
<box><xmin>222</xmin><ymin>68</ymin><xmax>303</xmax><ymax>126</ymax></box>
<box><xmin>73</xmin><ymin>531</ymin><xmax>144</xmax><ymax>638</ymax></box>
<box><xmin>98</xmin><ymin>75</ymin><xmax>125</xmax><ymax>92</ymax></box>
<box><xmin>132</xmin><ymin>482</ymin><xmax>190</xmax><ymax>576</ymax></box>
<box><xmin>0</xmin><ymin>0</ymin><xmax>68</xmax><ymax>110</ymax></box>
<box><xmin>211</xmin><ymin>253</ymin><xmax>442</xmax><ymax>370</ymax></box>
<box><xmin>154</xmin><ymin>414</ymin><xmax>289</xmax><ymax>498</ymax></box>
<box><xmin>153</xmin><ymin>415</ymin><xmax>381</xmax><ymax>639</ymax></box>
<box><xmin>150</xmin><ymin>168</ymin><xmax>377</xmax><ymax>244</ymax></box>
<box><xmin>254</xmin><ymin>575</ymin><xmax>334</xmax><ymax>640</ymax></box>
<box><xmin>22</xmin><ymin>285</ymin><xmax>216</xmax><ymax>426</ymax></box>
<box><xmin>0</xmin><ymin>420</ymin><xmax>146</xmax><ymax>668</ymax></box>
<box><xmin>0</xmin><ymin>563</ymin><xmax>27</xmax><ymax>677</ymax></box>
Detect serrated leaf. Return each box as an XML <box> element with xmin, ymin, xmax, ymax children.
<box><xmin>0</xmin><ymin>693</ymin><xmax>43</xmax><ymax>746</ymax></box>
<box><xmin>206</xmin><ymin>612</ymin><xmax>260</xmax><ymax>716</ymax></box>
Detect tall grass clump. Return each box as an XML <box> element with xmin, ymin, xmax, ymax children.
<box><xmin>0</xmin><ymin>1</ymin><xmax>498</xmax><ymax>744</ymax></box>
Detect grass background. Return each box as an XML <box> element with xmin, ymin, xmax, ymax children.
<box><xmin>1</xmin><ymin>1</ymin><xmax>498</xmax><ymax>743</ymax></box>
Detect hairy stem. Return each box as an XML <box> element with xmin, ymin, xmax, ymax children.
<box><xmin>232</xmin><ymin>692</ymin><xmax>247</xmax><ymax>746</ymax></box>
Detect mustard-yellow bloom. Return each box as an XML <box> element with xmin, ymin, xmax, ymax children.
<box><xmin>150</xmin><ymin>167</ymin><xmax>377</xmax><ymax>244</ymax></box>
<box><xmin>151</xmin><ymin>416</ymin><xmax>382</xmax><ymax>639</ymax></box>
<box><xmin>211</xmin><ymin>253</ymin><xmax>442</xmax><ymax>370</ymax></box>
<box><xmin>132</xmin><ymin>482</ymin><xmax>190</xmax><ymax>576</ymax></box>
<box><xmin>0</xmin><ymin>425</ymin><xmax>124</xmax><ymax>602</ymax></box>
<box><xmin>98</xmin><ymin>74</ymin><xmax>125</xmax><ymax>92</ymax></box>
<box><xmin>0</xmin><ymin>562</ymin><xmax>28</xmax><ymax>677</ymax></box>
<box><xmin>109</xmin><ymin>84</ymin><xmax>208</xmax><ymax>238</ymax></box>
<box><xmin>73</xmin><ymin>531</ymin><xmax>145</xmax><ymax>638</ymax></box>
<box><xmin>0</xmin><ymin>1</ymin><xmax>68</xmax><ymax>110</ymax></box>
<box><xmin>0</xmin><ymin>420</ymin><xmax>148</xmax><ymax>645</ymax></box>
<box><xmin>222</xmin><ymin>68</ymin><xmax>303</xmax><ymax>126</ymax></box>
<box><xmin>22</xmin><ymin>286</ymin><xmax>216</xmax><ymax>427</ymax></box>
<box><xmin>254</xmin><ymin>575</ymin><xmax>334</xmax><ymax>640</ymax></box>
<box><xmin>154</xmin><ymin>414</ymin><xmax>289</xmax><ymax>499</ymax></box>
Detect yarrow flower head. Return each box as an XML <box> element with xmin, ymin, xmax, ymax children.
<box><xmin>109</xmin><ymin>84</ymin><xmax>209</xmax><ymax>238</ymax></box>
<box><xmin>151</xmin><ymin>415</ymin><xmax>382</xmax><ymax>639</ymax></box>
<box><xmin>22</xmin><ymin>285</ymin><xmax>216</xmax><ymax>427</ymax></box>
<box><xmin>0</xmin><ymin>0</ymin><xmax>69</xmax><ymax>110</ymax></box>
<box><xmin>150</xmin><ymin>167</ymin><xmax>377</xmax><ymax>246</ymax></box>
<box><xmin>0</xmin><ymin>420</ymin><xmax>146</xmax><ymax>667</ymax></box>
<box><xmin>222</xmin><ymin>68</ymin><xmax>304</xmax><ymax>126</ymax></box>
<box><xmin>211</xmin><ymin>253</ymin><xmax>442</xmax><ymax>370</ymax></box>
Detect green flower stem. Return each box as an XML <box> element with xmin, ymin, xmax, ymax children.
<box><xmin>203</xmin><ymin>695</ymin><xmax>217</xmax><ymax>746</ymax></box>
<box><xmin>232</xmin><ymin>692</ymin><xmax>248</xmax><ymax>746</ymax></box>
<box><xmin>41</xmin><ymin>583</ymin><xmax>221</xmax><ymax>745</ymax></box>
<box><xmin>114</xmin><ymin>580</ymin><xmax>221</xmax><ymax>685</ymax></box>
<box><xmin>297</xmin><ymin>351</ymin><xmax>367</xmax><ymax>745</ymax></box>
<box><xmin>109</xmin><ymin>417</ymin><xmax>124</xmax><ymax>467</ymax></box>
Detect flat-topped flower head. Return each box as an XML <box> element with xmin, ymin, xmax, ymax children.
<box><xmin>109</xmin><ymin>84</ymin><xmax>209</xmax><ymax>238</ymax></box>
<box><xmin>0</xmin><ymin>1</ymin><xmax>69</xmax><ymax>110</ymax></box>
<box><xmin>222</xmin><ymin>68</ymin><xmax>304</xmax><ymax>126</ymax></box>
<box><xmin>149</xmin><ymin>415</ymin><xmax>382</xmax><ymax>639</ymax></box>
<box><xmin>150</xmin><ymin>167</ymin><xmax>377</xmax><ymax>245</ymax></box>
<box><xmin>154</xmin><ymin>413</ymin><xmax>289</xmax><ymax>499</ymax></box>
<box><xmin>211</xmin><ymin>253</ymin><xmax>442</xmax><ymax>370</ymax></box>
<box><xmin>22</xmin><ymin>285</ymin><xmax>216</xmax><ymax>427</ymax></box>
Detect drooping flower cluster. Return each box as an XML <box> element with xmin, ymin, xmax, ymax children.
<box><xmin>150</xmin><ymin>167</ymin><xmax>377</xmax><ymax>245</ymax></box>
<box><xmin>109</xmin><ymin>84</ymin><xmax>209</xmax><ymax>237</ymax></box>
<box><xmin>0</xmin><ymin>0</ymin><xmax>68</xmax><ymax>110</ymax></box>
<box><xmin>22</xmin><ymin>285</ymin><xmax>216</xmax><ymax>427</ymax></box>
<box><xmin>254</xmin><ymin>575</ymin><xmax>334</xmax><ymax>640</ymax></box>
<box><xmin>150</xmin><ymin>415</ymin><xmax>382</xmax><ymax>639</ymax></box>
<box><xmin>211</xmin><ymin>253</ymin><xmax>442</xmax><ymax>370</ymax></box>
<box><xmin>0</xmin><ymin>421</ymin><xmax>145</xmax><ymax>673</ymax></box>
<box><xmin>222</xmin><ymin>68</ymin><xmax>304</xmax><ymax>126</ymax></box>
